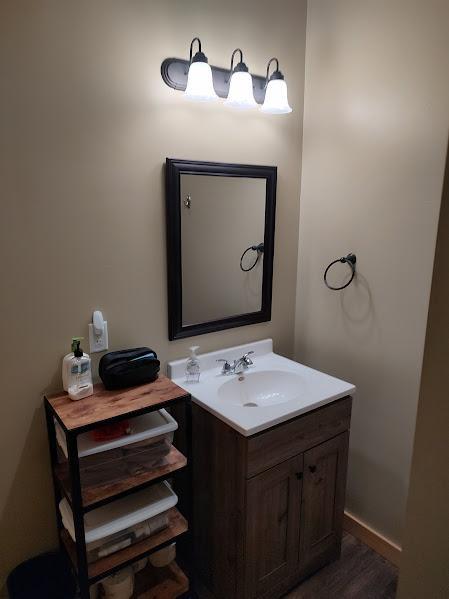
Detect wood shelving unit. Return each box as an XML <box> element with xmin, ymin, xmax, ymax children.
<box><xmin>55</xmin><ymin>445</ymin><xmax>187</xmax><ymax>509</ymax></box>
<box><xmin>134</xmin><ymin>561</ymin><xmax>189</xmax><ymax>598</ymax></box>
<box><xmin>44</xmin><ymin>376</ymin><xmax>192</xmax><ymax>599</ymax></box>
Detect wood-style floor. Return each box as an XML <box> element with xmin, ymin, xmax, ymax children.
<box><xmin>285</xmin><ymin>533</ymin><xmax>398</xmax><ymax>599</ymax></box>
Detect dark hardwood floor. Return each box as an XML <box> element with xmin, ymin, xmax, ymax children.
<box><xmin>285</xmin><ymin>533</ymin><xmax>398</xmax><ymax>599</ymax></box>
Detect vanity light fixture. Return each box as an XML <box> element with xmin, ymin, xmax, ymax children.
<box><xmin>260</xmin><ymin>57</ymin><xmax>292</xmax><ymax>114</ymax></box>
<box><xmin>224</xmin><ymin>49</ymin><xmax>257</xmax><ymax>110</ymax></box>
<box><xmin>161</xmin><ymin>44</ymin><xmax>292</xmax><ymax>114</ymax></box>
<box><xmin>184</xmin><ymin>37</ymin><xmax>218</xmax><ymax>102</ymax></box>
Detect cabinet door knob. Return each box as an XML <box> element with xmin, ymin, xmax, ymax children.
<box><xmin>295</xmin><ymin>472</ymin><xmax>303</xmax><ymax>480</ymax></box>
<box><xmin>309</xmin><ymin>465</ymin><xmax>317</xmax><ymax>473</ymax></box>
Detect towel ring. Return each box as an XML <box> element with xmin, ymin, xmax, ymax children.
<box><xmin>240</xmin><ymin>243</ymin><xmax>264</xmax><ymax>272</ymax></box>
<box><xmin>324</xmin><ymin>253</ymin><xmax>357</xmax><ymax>290</ymax></box>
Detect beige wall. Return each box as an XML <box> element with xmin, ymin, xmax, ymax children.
<box><xmin>295</xmin><ymin>0</ymin><xmax>449</xmax><ymax>545</ymax></box>
<box><xmin>181</xmin><ymin>175</ymin><xmax>265</xmax><ymax>324</ymax></box>
<box><xmin>397</xmin><ymin>143</ymin><xmax>449</xmax><ymax>599</ymax></box>
<box><xmin>0</xmin><ymin>0</ymin><xmax>306</xmax><ymax>587</ymax></box>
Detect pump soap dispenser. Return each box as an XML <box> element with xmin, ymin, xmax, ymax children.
<box><xmin>185</xmin><ymin>346</ymin><xmax>201</xmax><ymax>383</ymax></box>
<box><xmin>67</xmin><ymin>338</ymin><xmax>94</xmax><ymax>401</ymax></box>
<box><xmin>62</xmin><ymin>337</ymin><xmax>88</xmax><ymax>391</ymax></box>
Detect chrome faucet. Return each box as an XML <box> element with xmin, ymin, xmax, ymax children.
<box><xmin>234</xmin><ymin>352</ymin><xmax>255</xmax><ymax>374</ymax></box>
<box><xmin>217</xmin><ymin>351</ymin><xmax>254</xmax><ymax>375</ymax></box>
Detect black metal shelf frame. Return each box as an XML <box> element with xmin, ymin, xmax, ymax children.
<box><xmin>44</xmin><ymin>393</ymin><xmax>193</xmax><ymax>598</ymax></box>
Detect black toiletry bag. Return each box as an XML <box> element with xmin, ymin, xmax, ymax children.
<box><xmin>99</xmin><ymin>347</ymin><xmax>160</xmax><ymax>390</ymax></box>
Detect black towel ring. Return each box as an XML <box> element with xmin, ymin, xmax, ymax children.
<box><xmin>324</xmin><ymin>253</ymin><xmax>357</xmax><ymax>290</ymax></box>
<box><xmin>240</xmin><ymin>243</ymin><xmax>264</xmax><ymax>272</ymax></box>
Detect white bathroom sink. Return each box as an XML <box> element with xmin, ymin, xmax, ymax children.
<box><xmin>218</xmin><ymin>370</ymin><xmax>305</xmax><ymax>407</ymax></box>
<box><xmin>168</xmin><ymin>339</ymin><xmax>355</xmax><ymax>436</ymax></box>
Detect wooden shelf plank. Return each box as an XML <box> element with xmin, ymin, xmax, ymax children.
<box><xmin>46</xmin><ymin>375</ymin><xmax>189</xmax><ymax>432</ymax></box>
<box><xmin>55</xmin><ymin>445</ymin><xmax>187</xmax><ymax>509</ymax></box>
<box><xmin>60</xmin><ymin>508</ymin><xmax>188</xmax><ymax>581</ymax></box>
<box><xmin>134</xmin><ymin>561</ymin><xmax>189</xmax><ymax>598</ymax></box>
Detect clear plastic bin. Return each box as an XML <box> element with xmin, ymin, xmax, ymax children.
<box><xmin>55</xmin><ymin>409</ymin><xmax>177</xmax><ymax>487</ymax></box>
<box><xmin>59</xmin><ymin>481</ymin><xmax>177</xmax><ymax>563</ymax></box>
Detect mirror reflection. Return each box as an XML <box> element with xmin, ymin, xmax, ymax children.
<box><xmin>180</xmin><ymin>174</ymin><xmax>266</xmax><ymax>325</ymax></box>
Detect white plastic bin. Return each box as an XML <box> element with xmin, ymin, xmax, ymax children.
<box><xmin>55</xmin><ymin>409</ymin><xmax>178</xmax><ymax>487</ymax></box>
<box><xmin>59</xmin><ymin>481</ymin><xmax>178</xmax><ymax>563</ymax></box>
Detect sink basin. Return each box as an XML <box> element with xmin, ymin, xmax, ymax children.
<box><xmin>168</xmin><ymin>339</ymin><xmax>355</xmax><ymax>436</ymax></box>
<box><xmin>218</xmin><ymin>370</ymin><xmax>305</xmax><ymax>407</ymax></box>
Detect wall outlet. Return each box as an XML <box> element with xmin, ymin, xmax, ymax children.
<box><xmin>88</xmin><ymin>321</ymin><xmax>109</xmax><ymax>353</ymax></box>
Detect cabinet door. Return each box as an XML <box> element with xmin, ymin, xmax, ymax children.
<box><xmin>299</xmin><ymin>432</ymin><xmax>349</xmax><ymax>569</ymax></box>
<box><xmin>245</xmin><ymin>454</ymin><xmax>303</xmax><ymax>598</ymax></box>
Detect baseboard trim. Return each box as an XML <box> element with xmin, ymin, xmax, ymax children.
<box><xmin>343</xmin><ymin>511</ymin><xmax>402</xmax><ymax>567</ymax></box>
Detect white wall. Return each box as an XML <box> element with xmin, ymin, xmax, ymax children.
<box><xmin>295</xmin><ymin>0</ymin><xmax>449</xmax><ymax>545</ymax></box>
<box><xmin>398</xmin><ymin>140</ymin><xmax>449</xmax><ymax>599</ymax></box>
<box><xmin>0</xmin><ymin>0</ymin><xmax>306</xmax><ymax>588</ymax></box>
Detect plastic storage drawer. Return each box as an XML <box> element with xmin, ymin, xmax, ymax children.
<box><xmin>55</xmin><ymin>409</ymin><xmax>177</xmax><ymax>487</ymax></box>
<box><xmin>59</xmin><ymin>481</ymin><xmax>178</xmax><ymax>563</ymax></box>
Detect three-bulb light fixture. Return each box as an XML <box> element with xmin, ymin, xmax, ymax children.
<box><xmin>164</xmin><ymin>37</ymin><xmax>292</xmax><ymax>114</ymax></box>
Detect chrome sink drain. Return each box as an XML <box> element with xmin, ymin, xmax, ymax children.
<box><xmin>243</xmin><ymin>402</ymin><xmax>258</xmax><ymax>407</ymax></box>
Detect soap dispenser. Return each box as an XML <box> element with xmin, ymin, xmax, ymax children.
<box><xmin>185</xmin><ymin>346</ymin><xmax>201</xmax><ymax>383</ymax></box>
<box><xmin>62</xmin><ymin>337</ymin><xmax>88</xmax><ymax>391</ymax></box>
<box><xmin>67</xmin><ymin>338</ymin><xmax>94</xmax><ymax>401</ymax></box>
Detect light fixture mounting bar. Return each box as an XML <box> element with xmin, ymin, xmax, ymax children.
<box><xmin>161</xmin><ymin>57</ymin><xmax>267</xmax><ymax>104</ymax></box>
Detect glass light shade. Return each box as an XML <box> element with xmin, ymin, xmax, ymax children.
<box><xmin>260</xmin><ymin>79</ymin><xmax>292</xmax><ymax>114</ymax></box>
<box><xmin>184</xmin><ymin>61</ymin><xmax>218</xmax><ymax>102</ymax></box>
<box><xmin>224</xmin><ymin>71</ymin><xmax>257</xmax><ymax>109</ymax></box>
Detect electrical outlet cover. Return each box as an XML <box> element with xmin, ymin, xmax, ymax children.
<box><xmin>88</xmin><ymin>321</ymin><xmax>109</xmax><ymax>353</ymax></box>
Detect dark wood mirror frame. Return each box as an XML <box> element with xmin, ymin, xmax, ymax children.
<box><xmin>165</xmin><ymin>158</ymin><xmax>277</xmax><ymax>340</ymax></box>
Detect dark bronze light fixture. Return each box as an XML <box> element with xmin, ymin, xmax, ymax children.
<box><xmin>184</xmin><ymin>37</ymin><xmax>218</xmax><ymax>102</ymax></box>
<box><xmin>160</xmin><ymin>39</ymin><xmax>292</xmax><ymax>113</ymax></box>
<box><xmin>261</xmin><ymin>57</ymin><xmax>292</xmax><ymax>114</ymax></box>
<box><xmin>224</xmin><ymin>49</ymin><xmax>257</xmax><ymax>110</ymax></box>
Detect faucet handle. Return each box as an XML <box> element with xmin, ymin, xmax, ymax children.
<box><xmin>241</xmin><ymin>351</ymin><xmax>254</xmax><ymax>366</ymax></box>
<box><xmin>217</xmin><ymin>359</ymin><xmax>232</xmax><ymax>375</ymax></box>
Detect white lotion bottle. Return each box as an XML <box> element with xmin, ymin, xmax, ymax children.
<box><xmin>62</xmin><ymin>337</ymin><xmax>88</xmax><ymax>391</ymax></box>
<box><xmin>67</xmin><ymin>338</ymin><xmax>93</xmax><ymax>400</ymax></box>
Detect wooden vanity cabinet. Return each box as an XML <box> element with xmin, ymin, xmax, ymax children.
<box><xmin>245</xmin><ymin>454</ymin><xmax>303</xmax><ymax>597</ymax></box>
<box><xmin>192</xmin><ymin>396</ymin><xmax>352</xmax><ymax>599</ymax></box>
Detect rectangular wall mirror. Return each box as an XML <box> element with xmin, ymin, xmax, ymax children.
<box><xmin>166</xmin><ymin>159</ymin><xmax>277</xmax><ymax>340</ymax></box>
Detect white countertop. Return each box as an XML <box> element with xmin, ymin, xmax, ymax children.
<box><xmin>168</xmin><ymin>339</ymin><xmax>355</xmax><ymax>436</ymax></box>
